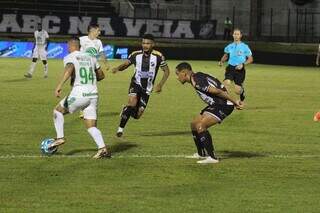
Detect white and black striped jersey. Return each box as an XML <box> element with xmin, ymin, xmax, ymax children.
<box><xmin>192</xmin><ymin>72</ymin><xmax>233</xmax><ymax>106</ymax></box>
<box><xmin>127</xmin><ymin>50</ymin><xmax>167</xmax><ymax>94</ymax></box>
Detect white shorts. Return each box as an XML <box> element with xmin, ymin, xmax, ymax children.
<box><xmin>32</xmin><ymin>46</ymin><xmax>47</xmax><ymax>60</ymax></box>
<box><xmin>59</xmin><ymin>96</ymin><xmax>98</xmax><ymax>120</ymax></box>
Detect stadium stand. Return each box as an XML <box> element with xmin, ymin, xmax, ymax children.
<box><xmin>0</xmin><ymin>0</ymin><xmax>118</xmax><ymax>16</ymax></box>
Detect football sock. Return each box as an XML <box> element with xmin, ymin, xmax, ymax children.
<box><xmin>87</xmin><ymin>127</ymin><xmax>105</xmax><ymax>149</ymax></box>
<box><xmin>198</xmin><ymin>131</ymin><xmax>217</xmax><ymax>159</ymax></box>
<box><xmin>192</xmin><ymin>130</ymin><xmax>205</xmax><ymax>156</ymax></box>
<box><xmin>119</xmin><ymin>106</ymin><xmax>135</xmax><ymax>128</ymax></box>
<box><xmin>28</xmin><ymin>62</ymin><xmax>36</xmax><ymax>75</ymax></box>
<box><xmin>53</xmin><ymin>110</ymin><xmax>64</xmax><ymax>139</ymax></box>
<box><xmin>131</xmin><ymin>108</ymin><xmax>139</xmax><ymax>119</ymax></box>
<box><xmin>240</xmin><ymin>88</ymin><xmax>245</xmax><ymax>101</ymax></box>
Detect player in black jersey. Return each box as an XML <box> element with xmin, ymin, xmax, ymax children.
<box><xmin>175</xmin><ymin>62</ymin><xmax>243</xmax><ymax>164</ymax></box>
<box><xmin>112</xmin><ymin>34</ymin><xmax>170</xmax><ymax>137</ymax></box>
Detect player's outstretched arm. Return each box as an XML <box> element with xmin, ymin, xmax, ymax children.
<box><xmin>95</xmin><ymin>67</ymin><xmax>105</xmax><ymax>81</ymax></box>
<box><xmin>55</xmin><ymin>63</ymin><xmax>74</xmax><ymax>98</ymax></box>
<box><xmin>207</xmin><ymin>86</ymin><xmax>243</xmax><ymax>109</ymax></box>
<box><xmin>112</xmin><ymin>60</ymin><xmax>131</xmax><ymax>74</ymax></box>
<box><xmin>154</xmin><ymin>65</ymin><xmax>170</xmax><ymax>93</ymax></box>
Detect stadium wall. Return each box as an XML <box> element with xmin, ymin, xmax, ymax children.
<box><xmin>127</xmin><ymin>46</ymin><xmax>316</xmax><ymax>67</ymax></box>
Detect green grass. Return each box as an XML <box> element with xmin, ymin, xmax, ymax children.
<box><xmin>0</xmin><ymin>58</ymin><xmax>319</xmax><ymax>212</ymax></box>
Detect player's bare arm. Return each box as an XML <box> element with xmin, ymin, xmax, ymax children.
<box><xmin>55</xmin><ymin>63</ymin><xmax>74</xmax><ymax>97</ymax></box>
<box><xmin>99</xmin><ymin>52</ymin><xmax>110</xmax><ymax>71</ymax></box>
<box><xmin>207</xmin><ymin>86</ymin><xmax>243</xmax><ymax>109</ymax></box>
<box><xmin>112</xmin><ymin>60</ymin><xmax>131</xmax><ymax>73</ymax></box>
<box><xmin>95</xmin><ymin>67</ymin><xmax>105</xmax><ymax>81</ymax></box>
<box><xmin>154</xmin><ymin>65</ymin><xmax>170</xmax><ymax>93</ymax></box>
<box><xmin>219</xmin><ymin>54</ymin><xmax>228</xmax><ymax>66</ymax></box>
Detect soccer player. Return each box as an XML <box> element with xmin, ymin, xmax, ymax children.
<box><xmin>79</xmin><ymin>24</ymin><xmax>109</xmax><ymax>71</ymax></box>
<box><xmin>175</xmin><ymin>62</ymin><xmax>243</xmax><ymax>164</ymax></box>
<box><xmin>50</xmin><ymin>38</ymin><xmax>111</xmax><ymax>159</ymax></box>
<box><xmin>24</xmin><ymin>23</ymin><xmax>49</xmax><ymax>78</ymax></box>
<box><xmin>223</xmin><ymin>17</ymin><xmax>232</xmax><ymax>40</ymax></box>
<box><xmin>316</xmin><ymin>43</ymin><xmax>320</xmax><ymax>66</ymax></box>
<box><xmin>112</xmin><ymin>34</ymin><xmax>170</xmax><ymax>137</ymax></box>
<box><xmin>78</xmin><ymin>24</ymin><xmax>109</xmax><ymax>119</ymax></box>
<box><xmin>218</xmin><ymin>28</ymin><xmax>253</xmax><ymax>108</ymax></box>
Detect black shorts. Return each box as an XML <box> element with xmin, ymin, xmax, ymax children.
<box><xmin>128</xmin><ymin>81</ymin><xmax>150</xmax><ymax>109</ymax></box>
<box><xmin>200</xmin><ymin>104</ymin><xmax>234</xmax><ymax>122</ymax></box>
<box><xmin>224</xmin><ymin>65</ymin><xmax>246</xmax><ymax>86</ymax></box>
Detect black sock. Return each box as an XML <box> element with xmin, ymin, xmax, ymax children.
<box><xmin>119</xmin><ymin>106</ymin><xmax>135</xmax><ymax>128</ymax></box>
<box><xmin>192</xmin><ymin>131</ymin><xmax>205</xmax><ymax>156</ymax></box>
<box><xmin>240</xmin><ymin>88</ymin><xmax>245</xmax><ymax>101</ymax></box>
<box><xmin>198</xmin><ymin>131</ymin><xmax>217</xmax><ymax>159</ymax></box>
<box><xmin>131</xmin><ymin>107</ymin><xmax>139</xmax><ymax>119</ymax></box>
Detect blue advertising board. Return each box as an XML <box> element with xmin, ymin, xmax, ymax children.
<box><xmin>0</xmin><ymin>41</ymin><xmax>127</xmax><ymax>59</ymax></box>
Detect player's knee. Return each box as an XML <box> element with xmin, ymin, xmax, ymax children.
<box><xmin>224</xmin><ymin>79</ymin><xmax>231</xmax><ymax>85</ymax></box>
<box><xmin>128</xmin><ymin>96</ymin><xmax>138</xmax><ymax>106</ymax></box>
<box><xmin>195</xmin><ymin>122</ymin><xmax>206</xmax><ymax>133</ymax></box>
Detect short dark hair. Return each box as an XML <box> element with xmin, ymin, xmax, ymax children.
<box><xmin>176</xmin><ymin>62</ymin><xmax>192</xmax><ymax>72</ymax></box>
<box><xmin>88</xmin><ymin>23</ymin><xmax>99</xmax><ymax>32</ymax></box>
<box><xmin>69</xmin><ymin>37</ymin><xmax>80</xmax><ymax>47</ymax></box>
<box><xmin>143</xmin><ymin>34</ymin><xmax>155</xmax><ymax>41</ymax></box>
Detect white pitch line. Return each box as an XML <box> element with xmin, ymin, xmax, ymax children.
<box><xmin>0</xmin><ymin>154</ymin><xmax>319</xmax><ymax>159</ymax></box>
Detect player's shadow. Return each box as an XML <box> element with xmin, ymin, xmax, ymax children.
<box><xmin>140</xmin><ymin>130</ymin><xmax>191</xmax><ymax>137</ymax></box>
<box><xmin>219</xmin><ymin>150</ymin><xmax>266</xmax><ymax>159</ymax></box>
<box><xmin>64</xmin><ymin>142</ymin><xmax>138</xmax><ymax>155</ymax></box>
<box><xmin>99</xmin><ymin>112</ymin><xmax>119</xmax><ymax>117</ymax></box>
<box><xmin>64</xmin><ymin>148</ymin><xmax>96</xmax><ymax>155</ymax></box>
<box><xmin>247</xmin><ymin>106</ymin><xmax>277</xmax><ymax>110</ymax></box>
<box><xmin>4</xmin><ymin>78</ymin><xmax>29</xmax><ymax>83</ymax></box>
<box><xmin>110</xmin><ymin>142</ymin><xmax>138</xmax><ymax>153</ymax></box>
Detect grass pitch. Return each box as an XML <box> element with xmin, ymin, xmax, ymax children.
<box><xmin>0</xmin><ymin>58</ymin><xmax>319</xmax><ymax>212</ymax></box>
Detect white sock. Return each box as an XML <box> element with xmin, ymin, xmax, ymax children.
<box><xmin>53</xmin><ymin>110</ymin><xmax>64</xmax><ymax>139</ymax></box>
<box><xmin>44</xmin><ymin>64</ymin><xmax>48</xmax><ymax>75</ymax></box>
<box><xmin>87</xmin><ymin>127</ymin><xmax>106</xmax><ymax>149</ymax></box>
<box><xmin>117</xmin><ymin>127</ymin><xmax>123</xmax><ymax>132</ymax></box>
<box><xmin>28</xmin><ymin>62</ymin><xmax>36</xmax><ymax>75</ymax></box>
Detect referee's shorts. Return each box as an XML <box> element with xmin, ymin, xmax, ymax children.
<box><xmin>224</xmin><ymin>64</ymin><xmax>246</xmax><ymax>86</ymax></box>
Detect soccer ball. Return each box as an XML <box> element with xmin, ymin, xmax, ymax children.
<box><xmin>40</xmin><ymin>138</ymin><xmax>57</xmax><ymax>155</ymax></box>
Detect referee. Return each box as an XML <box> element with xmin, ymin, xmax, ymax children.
<box><xmin>218</xmin><ymin>28</ymin><xmax>253</xmax><ymax>108</ymax></box>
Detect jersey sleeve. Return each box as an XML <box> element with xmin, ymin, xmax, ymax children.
<box><xmin>93</xmin><ymin>57</ymin><xmax>101</xmax><ymax>70</ymax></box>
<box><xmin>98</xmin><ymin>40</ymin><xmax>104</xmax><ymax>53</ymax></box>
<box><xmin>128</xmin><ymin>52</ymin><xmax>136</xmax><ymax>64</ymax></box>
<box><xmin>63</xmin><ymin>55</ymin><xmax>74</xmax><ymax>67</ymax></box>
<box><xmin>244</xmin><ymin>45</ymin><xmax>252</xmax><ymax>57</ymax></box>
<box><xmin>224</xmin><ymin>44</ymin><xmax>230</xmax><ymax>54</ymax></box>
<box><xmin>193</xmin><ymin>74</ymin><xmax>210</xmax><ymax>92</ymax></box>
